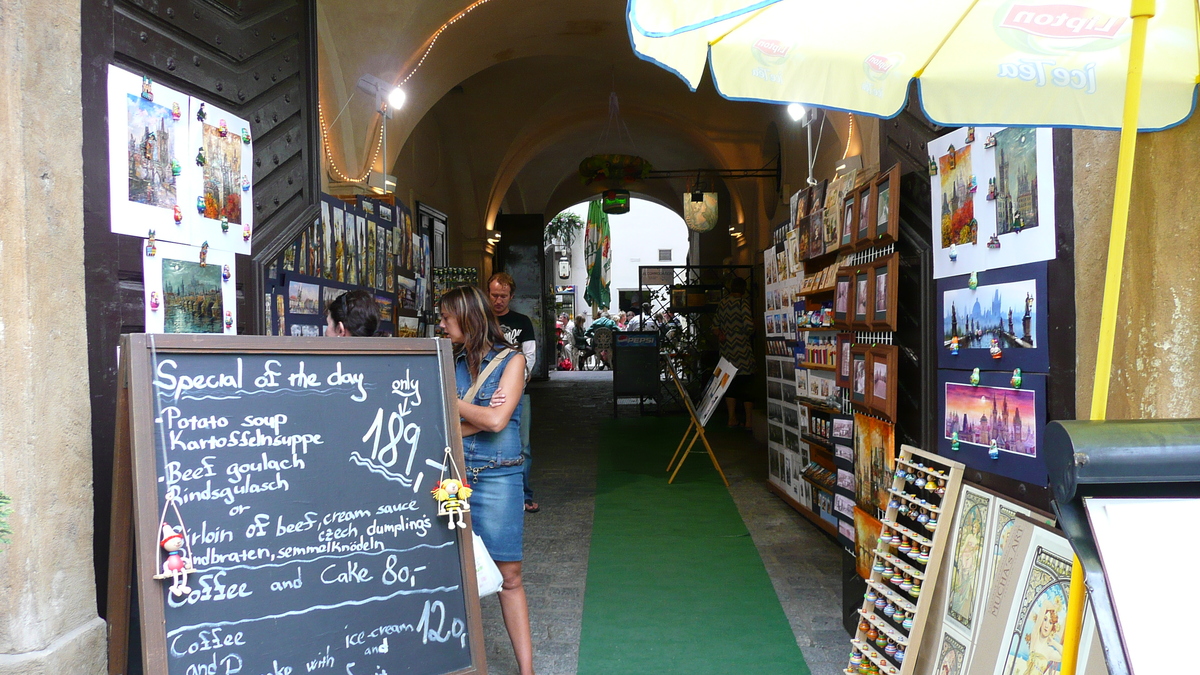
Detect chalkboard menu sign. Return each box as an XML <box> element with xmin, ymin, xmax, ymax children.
<box><xmin>109</xmin><ymin>335</ymin><xmax>485</xmax><ymax>675</ymax></box>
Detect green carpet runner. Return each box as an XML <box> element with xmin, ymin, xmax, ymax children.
<box><xmin>576</xmin><ymin>417</ymin><xmax>811</xmax><ymax>674</ymax></box>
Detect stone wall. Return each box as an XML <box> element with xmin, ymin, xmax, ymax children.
<box><xmin>1074</xmin><ymin>120</ymin><xmax>1200</xmax><ymax>419</ymax></box>
<box><xmin>0</xmin><ymin>0</ymin><xmax>106</xmax><ymax>672</ymax></box>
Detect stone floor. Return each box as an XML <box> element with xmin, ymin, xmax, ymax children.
<box><xmin>478</xmin><ymin>370</ymin><xmax>847</xmax><ymax>674</ymax></box>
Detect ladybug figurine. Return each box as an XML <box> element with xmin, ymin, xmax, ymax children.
<box><xmin>149</xmin><ymin>291</ymin><xmax>160</xmax><ymax>310</ymax></box>
<box><xmin>224</xmin><ymin>311</ymin><xmax>233</xmax><ymax>329</ymax></box>
<box><xmin>222</xmin><ymin>264</ymin><xmax>231</xmax><ymax>282</ymax></box>
<box><xmin>218</xmin><ymin>119</ymin><xmax>228</xmax><ymax>137</ymax></box>
<box><xmin>173</xmin><ymin>205</ymin><xmax>182</xmax><ymax>224</ymax></box>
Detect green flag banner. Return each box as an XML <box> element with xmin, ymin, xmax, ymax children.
<box><xmin>584</xmin><ymin>200</ymin><xmax>611</xmax><ymax>309</ymax></box>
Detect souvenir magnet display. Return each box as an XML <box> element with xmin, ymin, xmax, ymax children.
<box><xmin>171</xmin><ymin>159</ymin><xmax>182</xmax><ymax>176</ymax></box>
<box><xmin>968</xmin><ymin>271</ymin><xmax>978</xmax><ymax>290</ymax></box>
<box><xmin>145</xmin><ymin>230</ymin><xmax>156</xmax><ymax>257</ymax></box>
<box><xmin>989</xmin><ymin>439</ymin><xmax>1000</xmax><ymax>459</ymax></box>
<box><xmin>970</xmin><ymin>367</ymin><xmax>980</xmax><ymax>386</ymax></box>
<box><xmin>990</xmin><ymin>338</ymin><xmax>1002</xmax><ymax>359</ymax></box>
<box><xmin>987</xmin><ymin>233</ymin><xmax>1002</xmax><ymax>249</ymax></box>
<box><xmin>948</xmin><ymin>244</ymin><xmax>957</xmax><ymax>262</ymax></box>
<box><xmin>196</xmin><ymin>196</ymin><xmax>205</xmax><ymax>214</ymax></box>
<box><xmin>946</xmin><ymin>145</ymin><xmax>957</xmax><ymax>169</ymax></box>
<box><xmin>220</xmin><ymin>215</ymin><xmax>229</xmax><ymax>233</ymax></box>
<box><xmin>224</xmin><ymin>310</ymin><xmax>233</xmax><ymax>329</ymax></box>
<box><xmin>242</xmin><ymin>174</ymin><xmax>251</xmax><ymax>191</ymax></box>
<box><xmin>140</xmin><ymin>75</ymin><xmax>153</xmax><ymax>101</ymax></box>
<box><xmin>968</xmin><ymin>175</ymin><xmax>977</xmax><ymax>193</ymax></box>
<box><xmin>951</xmin><ymin>431</ymin><xmax>960</xmax><ymax>452</ymax></box>
<box><xmin>173</xmin><ymin>206</ymin><xmax>182</xmax><ymax>224</ymax></box>
<box><xmin>928</xmin><ymin>156</ymin><xmax>937</xmax><ymax>176</ymax></box>
<box><xmin>241</xmin><ymin>127</ymin><xmax>251</xmax><ymax>143</ymax></box>
<box><xmin>243</xmin><ymin>222</ymin><xmax>251</xmax><ymax>241</ymax></box>
<box><xmin>984</xmin><ymin>132</ymin><xmax>996</xmax><ymax>148</ymax></box>
<box><xmin>987</xmin><ymin>177</ymin><xmax>997</xmax><ymax>200</ymax></box>
<box><xmin>222</xmin><ymin>264</ymin><xmax>231</xmax><ymax>282</ymax></box>
<box><xmin>1011</xmin><ymin>368</ymin><xmax>1023</xmax><ymax>388</ymax></box>
<box><xmin>149</xmin><ymin>291</ymin><xmax>160</xmax><ymax>310</ymax></box>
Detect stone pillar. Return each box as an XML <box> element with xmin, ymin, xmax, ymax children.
<box><xmin>0</xmin><ymin>0</ymin><xmax>107</xmax><ymax>672</ymax></box>
<box><xmin>1074</xmin><ymin>121</ymin><xmax>1200</xmax><ymax>419</ymax></box>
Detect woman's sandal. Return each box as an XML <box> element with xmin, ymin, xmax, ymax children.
<box><xmin>524</xmin><ymin>500</ymin><xmax>540</xmax><ymax>513</ymax></box>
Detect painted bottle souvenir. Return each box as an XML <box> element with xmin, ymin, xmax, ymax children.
<box><xmin>968</xmin><ymin>271</ymin><xmax>978</xmax><ymax>290</ymax></box>
<box><xmin>149</xmin><ymin>291</ymin><xmax>160</xmax><ymax>310</ymax></box>
<box><xmin>898</xmin><ymin>539</ymin><xmax>911</xmax><ymax>555</ymax></box>
<box><xmin>884</xmin><ymin>641</ymin><xmax>897</xmax><ymax>658</ymax></box>
<box><xmin>896</xmin><ymin>647</ymin><xmax>907</xmax><ymax>663</ymax></box>
<box><xmin>875</xmin><ymin>633</ymin><xmax>888</xmax><ymax>649</ymax></box>
<box><xmin>948</xmin><ymin>243</ymin><xmax>958</xmax><ymax>261</ymax></box>
<box><xmin>199</xmin><ymin>241</ymin><xmax>209</xmax><ymax>267</ymax></box>
<box><xmin>1012</xmin><ymin>367</ymin><xmax>1023</xmax><ymax>388</ymax></box>
<box><xmin>990</xmin><ymin>338</ymin><xmax>1002</xmax><ymax>358</ymax></box>
<box><xmin>173</xmin><ymin>205</ymin><xmax>183</xmax><ymax>224</ymax></box>
<box><xmin>140</xmin><ymin>75</ymin><xmax>153</xmax><ymax>101</ymax></box>
<box><xmin>965</xmin><ymin>127</ymin><xmax>975</xmax><ymax>143</ymax></box>
<box><xmin>866</xmin><ymin>627</ymin><xmax>879</xmax><ymax>642</ymax></box>
<box><xmin>243</xmin><ymin>222</ymin><xmax>251</xmax><ymax>241</ymax></box>
<box><xmin>145</xmin><ymin>230</ymin><xmax>156</xmax><ymax>257</ymax></box>
<box><xmin>224</xmin><ymin>311</ymin><xmax>233</xmax><ymax>329</ymax></box>
<box><xmin>989</xmin><ymin>439</ymin><xmax>1000</xmax><ymax>459</ymax></box>
<box><xmin>882</xmin><ymin>603</ymin><xmax>896</xmax><ymax>618</ymax></box>
<box><xmin>970</xmin><ymin>367</ymin><xmax>981</xmax><ymax>386</ymax></box>
<box><xmin>901</xmin><ymin>615</ymin><xmax>914</xmax><ymax>631</ymax></box>
<box><xmin>222</xmin><ymin>264</ymin><xmax>231</xmax><ymax>282</ymax></box>
<box><xmin>196</xmin><ymin>102</ymin><xmax>207</xmax><ymax>122</ymax></box>
<box><xmin>928</xmin><ymin>156</ymin><xmax>937</xmax><ymax>176</ymax></box>
<box><xmin>909</xmin><ymin>580</ymin><xmax>922</xmax><ymax>598</ymax></box>
<box><xmin>218</xmin><ymin>119</ymin><xmax>228</xmax><ymax>137</ymax></box>
<box><xmin>197</xmin><ymin>196</ymin><xmax>205</xmax><ymax>214</ymax></box>
<box><xmin>241</xmin><ymin>127</ymin><xmax>251</xmax><ymax>144</ymax></box>
<box><xmin>950</xmin><ymin>335</ymin><xmax>959</xmax><ymax>354</ymax></box>
<box><xmin>196</xmin><ymin>146</ymin><xmax>206</xmax><ymax>166</ymax></box>
<box><xmin>172</xmin><ymin>159</ymin><xmax>182</xmax><ymax>177</ymax></box>
<box><xmin>946</xmin><ymin>145</ymin><xmax>957</xmax><ymax>169</ymax></box>
<box><xmin>220</xmin><ymin>215</ymin><xmax>229</xmax><ymax>233</ymax></box>
<box><xmin>875</xmin><ymin>595</ymin><xmax>888</xmax><ymax>609</ymax></box>
<box><xmin>171</xmin><ymin>102</ymin><xmax>181</xmax><ymax>120</ymax></box>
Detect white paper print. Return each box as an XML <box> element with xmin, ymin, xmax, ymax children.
<box><xmin>188</xmin><ymin>96</ymin><xmax>253</xmax><ymax>254</ymax></box>
<box><xmin>930</xmin><ymin>126</ymin><xmax>1055</xmax><ymax>278</ymax></box>
<box><xmin>108</xmin><ymin>65</ymin><xmax>196</xmax><ymax>245</ymax></box>
<box><xmin>143</xmin><ymin>240</ymin><xmax>237</xmax><ymax>335</ymax></box>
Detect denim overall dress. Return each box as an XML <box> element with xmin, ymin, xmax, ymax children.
<box><xmin>455</xmin><ymin>347</ymin><xmax>524</xmax><ymax>561</ymax></box>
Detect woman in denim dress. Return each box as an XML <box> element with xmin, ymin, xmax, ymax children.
<box><xmin>438</xmin><ymin>286</ymin><xmax>534</xmax><ymax>675</ymax></box>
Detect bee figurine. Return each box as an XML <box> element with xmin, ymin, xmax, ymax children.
<box><xmin>432</xmin><ymin>478</ymin><xmax>472</xmax><ymax>529</ymax></box>
<box><xmin>145</xmin><ymin>230</ymin><xmax>157</xmax><ymax>257</ymax></box>
<box><xmin>149</xmin><ymin>292</ymin><xmax>160</xmax><ymax>310</ymax></box>
<box><xmin>199</xmin><ymin>241</ymin><xmax>209</xmax><ymax>267</ymax></box>
<box><xmin>195</xmin><ymin>146</ymin><xmax>206</xmax><ymax>166</ymax></box>
<box><xmin>196</xmin><ymin>102</ymin><xmax>207</xmax><ymax>122</ymax></box>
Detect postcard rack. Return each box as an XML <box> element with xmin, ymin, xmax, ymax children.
<box><xmin>844</xmin><ymin>445</ymin><xmax>964</xmax><ymax>675</ymax></box>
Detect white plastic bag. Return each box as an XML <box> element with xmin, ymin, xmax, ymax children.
<box><xmin>472</xmin><ymin>532</ymin><xmax>503</xmax><ymax>597</ymax></box>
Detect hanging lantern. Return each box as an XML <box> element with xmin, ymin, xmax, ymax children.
<box><xmin>579</xmin><ymin>154</ymin><xmax>653</xmax><ymax>185</ymax></box>
<box><xmin>602</xmin><ymin>189</ymin><xmax>630</xmax><ymax>215</ymax></box>
<box><xmin>683</xmin><ymin>192</ymin><xmax>719</xmax><ymax>232</ymax></box>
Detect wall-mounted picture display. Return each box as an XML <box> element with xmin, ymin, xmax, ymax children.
<box><xmin>833</xmin><ymin>270</ymin><xmax>853</xmax><ymax>327</ymax></box>
<box><xmin>853</xmin><ymin>180</ymin><xmax>876</xmax><ymax>249</ymax></box>
<box><xmin>853</xmin><ymin>506</ymin><xmax>883</xmax><ymax>579</ymax></box>
<box><xmin>868</xmin><ymin>345</ymin><xmax>898</xmax><ymax>421</ymax></box>
<box><xmin>852</xmin><ymin>267</ymin><xmax>872</xmax><ymax>330</ymax></box>
<box><xmin>849</xmin><ymin>345</ymin><xmax>869</xmax><ymax>408</ymax></box>
<box><xmin>831</xmin><ymin>415</ymin><xmax>854</xmax><ymax>442</ymax></box>
<box><xmin>937</xmin><ymin>369</ymin><xmax>1048</xmax><ymax>484</ymax></box>
<box><xmin>808</xmin><ymin>209</ymin><xmax>825</xmax><ymax>259</ymax></box>
<box><xmin>840</xmin><ymin>189</ymin><xmax>857</xmax><ymax>251</ymax></box>
<box><xmin>929</xmin><ymin>126</ymin><xmax>1057</xmax><ymax>278</ymax></box>
<box><xmin>853</xmin><ymin>414</ymin><xmax>895</xmax><ymax>515</ymax></box>
<box><xmin>835</xmin><ymin>333</ymin><xmax>854</xmax><ymax>390</ymax></box>
<box><xmin>142</xmin><ymin>240</ymin><xmax>237</xmax><ymax>334</ymax></box>
<box><xmin>188</xmin><ymin>95</ymin><xmax>253</xmax><ymax>255</ymax></box>
<box><xmin>795</xmin><ymin>367</ymin><xmax>810</xmax><ymax>401</ymax></box>
<box><xmin>798</xmin><ymin>403</ymin><xmax>810</xmax><ymax>435</ymax></box>
<box><xmin>937</xmin><ymin>262</ymin><xmax>1049</xmax><ymax>371</ymax></box>
<box><xmin>869</xmin><ymin>253</ymin><xmax>899</xmax><ymax>332</ymax></box>
<box><xmin>872</xmin><ymin>163</ymin><xmax>901</xmax><ymax>246</ymax></box>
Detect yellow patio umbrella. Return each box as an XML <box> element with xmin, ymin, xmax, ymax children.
<box><xmin>629</xmin><ymin>0</ymin><xmax>1196</xmax><ymax>671</ymax></box>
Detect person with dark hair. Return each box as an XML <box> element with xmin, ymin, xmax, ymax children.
<box><xmin>439</xmin><ymin>286</ymin><xmax>534</xmax><ymax>675</ymax></box>
<box><xmin>486</xmin><ymin>272</ymin><xmax>540</xmax><ymax>513</ymax></box>
<box><xmin>715</xmin><ymin>275</ymin><xmax>755</xmax><ymax>429</ymax></box>
<box><xmin>325</xmin><ymin>289</ymin><xmax>382</xmax><ymax>337</ymax></box>
<box><xmin>625</xmin><ymin>302</ymin><xmax>658</xmax><ymax>332</ymax></box>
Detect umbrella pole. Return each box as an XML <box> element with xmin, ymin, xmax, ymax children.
<box><xmin>1064</xmin><ymin>4</ymin><xmax>1156</xmax><ymax>675</ymax></box>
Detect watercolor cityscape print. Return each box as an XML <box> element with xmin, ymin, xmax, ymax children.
<box><xmin>943</xmin><ymin>279</ymin><xmax>1036</xmax><ymax>350</ymax></box>
<box><xmin>162</xmin><ymin>259</ymin><xmax>223</xmax><ymax>333</ymax></box>
<box><xmin>201</xmin><ymin>123</ymin><xmax>243</xmax><ymax>224</ymax></box>
<box><xmin>127</xmin><ymin>94</ymin><xmax>178</xmax><ymax>208</ymax></box>
<box><xmin>944</xmin><ymin>383</ymin><xmax>1036</xmax><ymax>456</ymax></box>
<box><xmin>993</xmin><ymin>128</ymin><xmax>1039</xmax><ymax>236</ymax></box>
<box><xmin>940</xmin><ymin>145</ymin><xmax>975</xmax><ymax>248</ymax></box>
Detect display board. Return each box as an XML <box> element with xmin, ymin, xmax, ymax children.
<box><xmin>613</xmin><ymin>331</ymin><xmax>660</xmax><ymax>399</ymax></box>
<box><xmin>108</xmin><ymin>335</ymin><xmax>485</xmax><ymax>675</ymax></box>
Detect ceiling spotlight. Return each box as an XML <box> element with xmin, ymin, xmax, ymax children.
<box><xmin>787</xmin><ymin>103</ymin><xmax>807</xmax><ymax>122</ymax></box>
<box><xmin>387</xmin><ymin>87</ymin><xmax>407</xmax><ymax>110</ymax></box>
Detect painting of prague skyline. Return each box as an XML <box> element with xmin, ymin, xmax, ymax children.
<box><xmin>943</xmin><ymin>279</ymin><xmax>1037</xmax><ymax>350</ymax></box>
<box><xmin>944</xmin><ymin>382</ymin><xmax>1036</xmax><ymax>456</ymax></box>
<box><xmin>162</xmin><ymin>259</ymin><xmax>223</xmax><ymax>334</ymax></box>
<box><xmin>994</xmin><ymin>128</ymin><xmax>1039</xmax><ymax>235</ymax></box>
<box><xmin>201</xmin><ymin>122</ymin><xmax>242</xmax><ymax>224</ymax></box>
<box><xmin>940</xmin><ymin>145</ymin><xmax>975</xmax><ymax>248</ymax></box>
<box><xmin>126</xmin><ymin>94</ymin><xmax>177</xmax><ymax>208</ymax></box>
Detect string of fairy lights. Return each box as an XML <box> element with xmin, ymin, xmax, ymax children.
<box><xmin>320</xmin><ymin>0</ymin><xmax>499</xmax><ymax>183</ymax></box>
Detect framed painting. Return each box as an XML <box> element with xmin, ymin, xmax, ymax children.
<box><xmin>849</xmin><ymin>344</ymin><xmax>870</xmax><ymax>409</ymax></box>
<box><xmin>872</xmin><ymin>163</ymin><xmax>901</xmax><ymax>246</ymax></box>
<box><xmin>852</xmin><ymin>267</ymin><xmax>872</xmax><ymax>330</ymax></box>
<box><xmin>853</xmin><ymin>413</ymin><xmax>895</xmax><ymax>513</ymax></box>
<box><xmin>869</xmin><ymin>252</ymin><xmax>899</xmax><ymax>332</ymax></box>
<box><xmin>853</xmin><ymin>180</ymin><xmax>875</xmax><ymax>250</ymax></box>
<box><xmin>834</xmin><ymin>270</ymin><xmax>853</xmax><ymax>327</ymax></box>
<box><xmin>937</xmin><ymin>369</ymin><xmax>1048</xmax><ymax>485</ymax></box>
<box><xmin>868</xmin><ymin>345</ymin><xmax>898</xmax><ymax>421</ymax></box>
<box><xmin>936</xmin><ymin>261</ymin><xmax>1049</xmax><ymax>371</ymax></box>
<box><xmin>835</xmin><ymin>333</ymin><xmax>854</xmax><ymax>390</ymax></box>
<box><xmin>839</xmin><ymin>189</ymin><xmax>857</xmax><ymax>252</ymax></box>
<box><xmin>808</xmin><ymin>209</ymin><xmax>825</xmax><ymax>259</ymax></box>
<box><xmin>853</xmin><ymin>506</ymin><xmax>883</xmax><ymax>579</ymax></box>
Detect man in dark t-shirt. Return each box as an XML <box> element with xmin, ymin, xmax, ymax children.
<box><xmin>488</xmin><ymin>273</ymin><xmax>539</xmax><ymax>512</ymax></box>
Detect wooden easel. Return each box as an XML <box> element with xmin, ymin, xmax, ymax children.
<box><xmin>664</xmin><ymin>364</ymin><xmax>728</xmax><ymax>486</ymax></box>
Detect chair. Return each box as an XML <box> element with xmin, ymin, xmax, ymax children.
<box><xmin>591</xmin><ymin>327</ymin><xmax>614</xmax><ymax>370</ymax></box>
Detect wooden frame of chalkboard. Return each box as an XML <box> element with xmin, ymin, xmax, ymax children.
<box><xmin>108</xmin><ymin>334</ymin><xmax>487</xmax><ymax>675</ymax></box>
